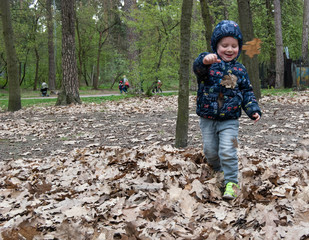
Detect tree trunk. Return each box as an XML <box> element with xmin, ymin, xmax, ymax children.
<box><xmin>34</xmin><ymin>47</ymin><xmax>39</xmax><ymax>91</ymax></box>
<box><xmin>302</xmin><ymin>0</ymin><xmax>309</xmax><ymax>65</ymax></box>
<box><xmin>237</xmin><ymin>0</ymin><xmax>261</xmax><ymax>99</ymax></box>
<box><xmin>273</xmin><ymin>0</ymin><xmax>284</xmax><ymax>88</ymax></box>
<box><xmin>76</xmin><ymin>17</ymin><xmax>84</xmax><ymax>87</ymax></box>
<box><xmin>123</xmin><ymin>0</ymin><xmax>138</xmax><ymax>69</ymax></box>
<box><xmin>265</xmin><ymin>0</ymin><xmax>276</xmax><ymax>68</ymax></box>
<box><xmin>47</xmin><ymin>0</ymin><xmax>56</xmax><ymax>91</ymax></box>
<box><xmin>0</xmin><ymin>0</ymin><xmax>21</xmax><ymax>111</ymax></box>
<box><xmin>200</xmin><ymin>0</ymin><xmax>212</xmax><ymax>52</ymax></box>
<box><xmin>94</xmin><ymin>32</ymin><xmax>103</xmax><ymax>90</ymax></box>
<box><xmin>175</xmin><ymin>0</ymin><xmax>193</xmax><ymax>148</ymax></box>
<box><xmin>56</xmin><ymin>0</ymin><xmax>81</xmax><ymax>105</ymax></box>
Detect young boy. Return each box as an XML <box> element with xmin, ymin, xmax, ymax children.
<box><xmin>193</xmin><ymin>20</ymin><xmax>262</xmax><ymax>200</ymax></box>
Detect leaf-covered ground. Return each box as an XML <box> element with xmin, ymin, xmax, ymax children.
<box><xmin>0</xmin><ymin>91</ymin><xmax>309</xmax><ymax>240</ymax></box>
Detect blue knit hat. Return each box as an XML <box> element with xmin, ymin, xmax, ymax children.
<box><xmin>211</xmin><ymin>20</ymin><xmax>243</xmax><ymax>57</ymax></box>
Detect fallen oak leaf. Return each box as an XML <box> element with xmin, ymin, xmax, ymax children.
<box><xmin>220</xmin><ymin>74</ymin><xmax>238</xmax><ymax>89</ymax></box>
<box><xmin>242</xmin><ymin>38</ymin><xmax>262</xmax><ymax>58</ymax></box>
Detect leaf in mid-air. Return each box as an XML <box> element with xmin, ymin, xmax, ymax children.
<box><xmin>242</xmin><ymin>38</ymin><xmax>262</xmax><ymax>58</ymax></box>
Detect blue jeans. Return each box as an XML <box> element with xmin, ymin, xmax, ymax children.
<box><xmin>199</xmin><ymin>117</ymin><xmax>239</xmax><ymax>185</ymax></box>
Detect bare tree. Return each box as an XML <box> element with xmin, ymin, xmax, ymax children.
<box><xmin>0</xmin><ymin>0</ymin><xmax>21</xmax><ymax>111</ymax></box>
<box><xmin>274</xmin><ymin>0</ymin><xmax>284</xmax><ymax>88</ymax></box>
<box><xmin>237</xmin><ymin>0</ymin><xmax>261</xmax><ymax>99</ymax></box>
<box><xmin>175</xmin><ymin>0</ymin><xmax>193</xmax><ymax>148</ymax></box>
<box><xmin>56</xmin><ymin>0</ymin><xmax>81</xmax><ymax>105</ymax></box>
<box><xmin>302</xmin><ymin>0</ymin><xmax>309</xmax><ymax>65</ymax></box>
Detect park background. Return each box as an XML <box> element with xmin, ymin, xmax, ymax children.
<box><xmin>0</xmin><ymin>1</ymin><xmax>309</xmax><ymax>239</ymax></box>
<box><xmin>0</xmin><ymin>0</ymin><xmax>308</xmax><ymax>101</ymax></box>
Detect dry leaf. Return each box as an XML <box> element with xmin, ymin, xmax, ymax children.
<box><xmin>242</xmin><ymin>38</ymin><xmax>262</xmax><ymax>58</ymax></box>
<box><xmin>220</xmin><ymin>74</ymin><xmax>238</xmax><ymax>89</ymax></box>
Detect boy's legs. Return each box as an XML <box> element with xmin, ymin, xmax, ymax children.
<box><xmin>217</xmin><ymin>120</ymin><xmax>239</xmax><ymax>186</ymax></box>
<box><xmin>199</xmin><ymin>118</ymin><xmax>221</xmax><ymax>171</ymax></box>
<box><xmin>200</xmin><ymin>118</ymin><xmax>239</xmax><ymax>185</ymax></box>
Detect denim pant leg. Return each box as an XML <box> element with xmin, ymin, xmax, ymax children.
<box><xmin>199</xmin><ymin>118</ymin><xmax>221</xmax><ymax>172</ymax></box>
<box><xmin>217</xmin><ymin>120</ymin><xmax>239</xmax><ymax>185</ymax></box>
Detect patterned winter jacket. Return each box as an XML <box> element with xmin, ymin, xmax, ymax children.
<box><xmin>193</xmin><ymin>20</ymin><xmax>262</xmax><ymax>121</ymax></box>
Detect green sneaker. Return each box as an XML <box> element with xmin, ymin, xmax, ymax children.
<box><xmin>223</xmin><ymin>182</ymin><xmax>240</xmax><ymax>200</ymax></box>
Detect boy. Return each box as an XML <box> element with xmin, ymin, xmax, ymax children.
<box><xmin>193</xmin><ymin>20</ymin><xmax>262</xmax><ymax>200</ymax></box>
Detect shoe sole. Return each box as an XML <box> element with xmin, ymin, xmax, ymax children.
<box><xmin>223</xmin><ymin>194</ymin><xmax>235</xmax><ymax>200</ymax></box>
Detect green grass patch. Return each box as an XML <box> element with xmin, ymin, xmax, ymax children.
<box><xmin>261</xmin><ymin>88</ymin><xmax>293</xmax><ymax>96</ymax></box>
<box><xmin>5</xmin><ymin>88</ymin><xmax>300</xmax><ymax>112</ymax></box>
<box><xmin>0</xmin><ymin>92</ymin><xmax>158</xmax><ymax>111</ymax></box>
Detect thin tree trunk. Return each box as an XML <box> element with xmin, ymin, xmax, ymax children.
<box><xmin>273</xmin><ymin>0</ymin><xmax>284</xmax><ymax>88</ymax></box>
<box><xmin>76</xmin><ymin>17</ymin><xmax>84</xmax><ymax>87</ymax></box>
<box><xmin>265</xmin><ymin>0</ymin><xmax>276</xmax><ymax>67</ymax></box>
<box><xmin>200</xmin><ymin>0</ymin><xmax>212</xmax><ymax>52</ymax></box>
<box><xmin>34</xmin><ymin>47</ymin><xmax>39</xmax><ymax>91</ymax></box>
<box><xmin>0</xmin><ymin>0</ymin><xmax>21</xmax><ymax>111</ymax></box>
<box><xmin>20</xmin><ymin>50</ymin><xmax>29</xmax><ymax>86</ymax></box>
<box><xmin>47</xmin><ymin>0</ymin><xmax>56</xmax><ymax>91</ymax></box>
<box><xmin>56</xmin><ymin>0</ymin><xmax>81</xmax><ymax>105</ymax></box>
<box><xmin>302</xmin><ymin>0</ymin><xmax>309</xmax><ymax>65</ymax></box>
<box><xmin>124</xmin><ymin>0</ymin><xmax>138</xmax><ymax>69</ymax></box>
<box><xmin>94</xmin><ymin>32</ymin><xmax>103</xmax><ymax>90</ymax></box>
<box><xmin>237</xmin><ymin>0</ymin><xmax>261</xmax><ymax>99</ymax></box>
<box><xmin>175</xmin><ymin>0</ymin><xmax>193</xmax><ymax>148</ymax></box>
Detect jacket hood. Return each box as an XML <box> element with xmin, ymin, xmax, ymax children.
<box><xmin>211</xmin><ymin>20</ymin><xmax>243</xmax><ymax>59</ymax></box>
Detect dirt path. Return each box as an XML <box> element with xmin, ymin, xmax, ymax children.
<box><xmin>1</xmin><ymin>93</ymin><xmax>308</xmax><ymax>161</ymax></box>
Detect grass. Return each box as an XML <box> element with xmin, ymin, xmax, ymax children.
<box><xmin>0</xmin><ymin>87</ymin><xmax>305</xmax><ymax>112</ymax></box>
<box><xmin>0</xmin><ymin>88</ymin><xmax>119</xmax><ymax>99</ymax></box>
<box><xmin>261</xmin><ymin>88</ymin><xmax>294</xmax><ymax>96</ymax></box>
<box><xmin>0</xmin><ymin>90</ymin><xmax>177</xmax><ymax>111</ymax></box>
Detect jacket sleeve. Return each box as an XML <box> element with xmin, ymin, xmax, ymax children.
<box><xmin>193</xmin><ymin>52</ymin><xmax>210</xmax><ymax>83</ymax></box>
<box><xmin>239</xmin><ymin>67</ymin><xmax>262</xmax><ymax>120</ymax></box>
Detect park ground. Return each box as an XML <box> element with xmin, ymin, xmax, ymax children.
<box><xmin>0</xmin><ymin>91</ymin><xmax>309</xmax><ymax>239</ymax></box>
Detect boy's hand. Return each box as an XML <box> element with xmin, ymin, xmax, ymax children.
<box><xmin>252</xmin><ymin>113</ymin><xmax>260</xmax><ymax>123</ymax></box>
<box><xmin>203</xmin><ymin>54</ymin><xmax>221</xmax><ymax>65</ymax></box>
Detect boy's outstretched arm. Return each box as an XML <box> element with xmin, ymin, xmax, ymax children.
<box><xmin>203</xmin><ymin>54</ymin><xmax>221</xmax><ymax>65</ymax></box>
<box><xmin>193</xmin><ymin>52</ymin><xmax>221</xmax><ymax>81</ymax></box>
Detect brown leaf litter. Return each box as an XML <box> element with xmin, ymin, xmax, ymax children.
<box><xmin>0</xmin><ymin>91</ymin><xmax>309</xmax><ymax>239</ymax></box>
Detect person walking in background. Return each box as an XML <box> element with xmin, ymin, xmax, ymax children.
<box><xmin>157</xmin><ymin>80</ymin><xmax>162</xmax><ymax>93</ymax></box>
<box><xmin>152</xmin><ymin>79</ymin><xmax>162</xmax><ymax>93</ymax></box>
<box><xmin>193</xmin><ymin>20</ymin><xmax>262</xmax><ymax>200</ymax></box>
<box><xmin>122</xmin><ymin>75</ymin><xmax>130</xmax><ymax>93</ymax></box>
<box><xmin>40</xmin><ymin>82</ymin><xmax>49</xmax><ymax>97</ymax></box>
<box><xmin>118</xmin><ymin>81</ymin><xmax>124</xmax><ymax>94</ymax></box>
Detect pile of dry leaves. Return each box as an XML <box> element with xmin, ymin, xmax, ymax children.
<box><xmin>0</xmin><ymin>91</ymin><xmax>309</xmax><ymax>239</ymax></box>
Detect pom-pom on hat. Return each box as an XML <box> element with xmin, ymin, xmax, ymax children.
<box><xmin>211</xmin><ymin>20</ymin><xmax>243</xmax><ymax>58</ymax></box>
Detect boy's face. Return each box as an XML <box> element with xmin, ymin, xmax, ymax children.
<box><xmin>217</xmin><ymin>36</ymin><xmax>239</xmax><ymax>62</ymax></box>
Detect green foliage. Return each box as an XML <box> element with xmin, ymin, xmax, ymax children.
<box><xmin>125</xmin><ymin>0</ymin><xmax>182</xmax><ymax>88</ymax></box>
<box><xmin>0</xmin><ymin>0</ymin><xmax>306</xmax><ymax>93</ymax></box>
<box><xmin>250</xmin><ymin>0</ymin><xmax>303</xmax><ymax>62</ymax></box>
<box><xmin>281</xmin><ymin>0</ymin><xmax>303</xmax><ymax>59</ymax></box>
